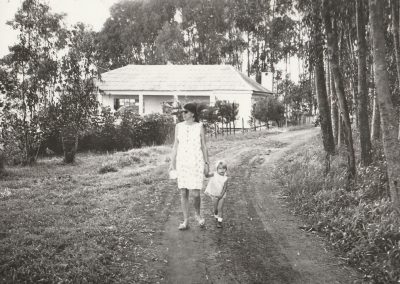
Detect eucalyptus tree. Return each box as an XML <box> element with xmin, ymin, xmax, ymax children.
<box><xmin>369</xmin><ymin>0</ymin><xmax>400</xmax><ymax>208</ymax></box>
<box><xmin>2</xmin><ymin>0</ymin><xmax>66</xmax><ymax>164</ymax></box>
<box><xmin>180</xmin><ymin>0</ymin><xmax>231</xmax><ymax>64</ymax></box>
<box><xmin>323</xmin><ymin>0</ymin><xmax>356</xmax><ymax>179</ymax></box>
<box><xmin>299</xmin><ymin>0</ymin><xmax>336</xmax><ymax>171</ymax></box>
<box><xmin>154</xmin><ymin>22</ymin><xmax>187</xmax><ymax>64</ymax></box>
<box><xmin>355</xmin><ymin>0</ymin><xmax>372</xmax><ymax>166</ymax></box>
<box><xmin>56</xmin><ymin>24</ymin><xmax>100</xmax><ymax>163</ymax></box>
<box><xmin>96</xmin><ymin>0</ymin><xmax>176</xmax><ymax>69</ymax></box>
<box><xmin>390</xmin><ymin>0</ymin><xmax>400</xmax><ymax>139</ymax></box>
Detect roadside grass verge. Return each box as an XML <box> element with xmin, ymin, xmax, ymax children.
<box><xmin>0</xmin><ymin>145</ymin><xmax>175</xmax><ymax>283</ymax></box>
<box><xmin>273</xmin><ymin>135</ymin><xmax>400</xmax><ymax>283</ymax></box>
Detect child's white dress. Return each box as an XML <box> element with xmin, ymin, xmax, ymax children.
<box><xmin>176</xmin><ymin>122</ymin><xmax>204</xmax><ymax>189</ymax></box>
<box><xmin>205</xmin><ymin>172</ymin><xmax>228</xmax><ymax>198</ymax></box>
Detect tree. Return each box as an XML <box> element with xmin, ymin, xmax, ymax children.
<box><xmin>3</xmin><ymin>0</ymin><xmax>66</xmax><ymax>165</ymax></box>
<box><xmin>323</xmin><ymin>0</ymin><xmax>356</xmax><ymax>179</ymax></box>
<box><xmin>370</xmin><ymin>0</ymin><xmax>400</xmax><ymax>208</ymax></box>
<box><xmin>355</xmin><ymin>0</ymin><xmax>372</xmax><ymax>166</ymax></box>
<box><xmin>154</xmin><ymin>22</ymin><xmax>187</xmax><ymax>64</ymax></box>
<box><xmin>252</xmin><ymin>96</ymin><xmax>284</xmax><ymax>126</ymax></box>
<box><xmin>310</xmin><ymin>0</ymin><xmax>335</xmax><ymax>171</ymax></box>
<box><xmin>56</xmin><ymin>23</ymin><xmax>99</xmax><ymax>163</ymax></box>
<box><xmin>95</xmin><ymin>0</ymin><xmax>176</xmax><ymax>69</ymax></box>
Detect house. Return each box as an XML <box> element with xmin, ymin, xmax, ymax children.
<box><xmin>97</xmin><ymin>65</ymin><xmax>273</xmax><ymax>127</ymax></box>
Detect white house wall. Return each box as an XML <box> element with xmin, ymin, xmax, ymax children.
<box><xmin>213</xmin><ymin>91</ymin><xmax>253</xmax><ymax>127</ymax></box>
<box><xmin>99</xmin><ymin>90</ymin><xmax>255</xmax><ymax>127</ymax></box>
<box><xmin>144</xmin><ymin>95</ymin><xmax>174</xmax><ymax>113</ymax></box>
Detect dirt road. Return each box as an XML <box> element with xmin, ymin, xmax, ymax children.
<box><xmin>162</xmin><ymin>128</ymin><xmax>361</xmax><ymax>284</ymax></box>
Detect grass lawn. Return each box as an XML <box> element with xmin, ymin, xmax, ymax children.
<box><xmin>0</xmin><ymin>146</ymin><xmax>175</xmax><ymax>283</ymax></box>
<box><xmin>0</xmin><ymin>127</ymin><xmax>298</xmax><ymax>283</ymax></box>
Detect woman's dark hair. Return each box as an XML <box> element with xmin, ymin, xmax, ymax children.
<box><xmin>183</xmin><ymin>102</ymin><xmax>199</xmax><ymax>122</ymax></box>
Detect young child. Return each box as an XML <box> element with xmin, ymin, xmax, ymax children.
<box><xmin>205</xmin><ymin>160</ymin><xmax>228</xmax><ymax>228</ymax></box>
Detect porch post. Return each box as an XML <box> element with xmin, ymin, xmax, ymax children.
<box><xmin>139</xmin><ymin>94</ymin><xmax>144</xmax><ymax>114</ymax></box>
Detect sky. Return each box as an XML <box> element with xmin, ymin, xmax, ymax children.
<box><xmin>0</xmin><ymin>0</ymin><xmax>121</xmax><ymax>57</ymax></box>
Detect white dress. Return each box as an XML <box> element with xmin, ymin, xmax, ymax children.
<box><xmin>205</xmin><ymin>172</ymin><xmax>228</xmax><ymax>198</ymax></box>
<box><xmin>176</xmin><ymin>122</ymin><xmax>204</xmax><ymax>189</ymax></box>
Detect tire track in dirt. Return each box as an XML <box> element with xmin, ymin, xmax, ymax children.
<box><xmin>162</xmin><ymin>128</ymin><xmax>361</xmax><ymax>283</ymax></box>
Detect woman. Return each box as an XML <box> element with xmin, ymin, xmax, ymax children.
<box><xmin>170</xmin><ymin>102</ymin><xmax>210</xmax><ymax>230</ymax></box>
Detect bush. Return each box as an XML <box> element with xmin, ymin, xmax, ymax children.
<box><xmin>98</xmin><ymin>164</ymin><xmax>118</xmax><ymax>174</ymax></box>
<box><xmin>49</xmin><ymin>108</ymin><xmax>175</xmax><ymax>154</ymax></box>
<box><xmin>274</xmin><ymin>135</ymin><xmax>400</xmax><ymax>283</ymax></box>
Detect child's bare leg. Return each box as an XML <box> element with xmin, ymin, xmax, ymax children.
<box><xmin>217</xmin><ymin>198</ymin><xmax>225</xmax><ymax>220</ymax></box>
<box><xmin>180</xmin><ymin>188</ymin><xmax>189</xmax><ymax>226</ymax></box>
<box><xmin>212</xmin><ymin>197</ymin><xmax>219</xmax><ymax>216</ymax></box>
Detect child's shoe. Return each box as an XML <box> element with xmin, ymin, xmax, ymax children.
<box><xmin>216</xmin><ymin>217</ymin><xmax>223</xmax><ymax>228</ymax></box>
<box><xmin>213</xmin><ymin>210</ymin><xmax>218</xmax><ymax>220</ymax></box>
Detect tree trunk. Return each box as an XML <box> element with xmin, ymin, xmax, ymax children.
<box><xmin>330</xmin><ymin>66</ymin><xmax>339</xmax><ymax>145</ymax></box>
<box><xmin>312</xmin><ymin>0</ymin><xmax>335</xmax><ymax>162</ymax></box>
<box><xmin>356</xmin><ymin>0</ymin><xmax>372</xmax><ymax>166</ymax></box>
<box><xmin>347</xmin><ymin>30</ymin><xmax>358</xmax><ymax>128</ymax></box>
<box><xmin>0</xmin><ymin>148</ymin><xmax>5</xmax><ymax>175</ymax></box>
<box><xmin>371</xmin><ymin>93</ymin><xmax>381</xmax><ymax>140</ymax></box>
<box><xmin>370</xmin><ymin>0</ymin><xmax>400</xmax><ymax>208</ymax></box>
<box><xmin>337</xmin><ymin>113</ymin><xmax>342</xmax><ymax>148</ymax></box>
<box><xmin>61</xmin><ymin>127</ymin><xmax>79</xmax><ymax>164</ymax></box>
<box><xmin>391</xmin><ymin>0</ymin><xmax>400</xmax><ymax>140</ymax></box>
<box><xmin>247</xmin><ymin>33</ymin><xmax>250</xmax><ymax>77</ymax></box>
<box><xmin>323</xmin><ymin>0</ymin><xmax>356</xmax><ymax>179</ymax></box>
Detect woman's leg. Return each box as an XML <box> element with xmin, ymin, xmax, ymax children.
<box><xmin>180</xmin><ymin>188</ymin><xmax>189</xmax><ymax>226</ymax></box>
<box><xmin>192</xmin><ymin>189</ymin><xmax>201</xmax><ymax>217</ymax></box>
<box><xmin>193</xmin><ymin>189</ymin><xmax>205</xmax><ymax>226</ymax></box>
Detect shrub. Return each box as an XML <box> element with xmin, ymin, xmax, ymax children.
<box><xmin>98</xmin><ymin>164</ymin><xmax>118</xmax><ymax>174</ymax></box>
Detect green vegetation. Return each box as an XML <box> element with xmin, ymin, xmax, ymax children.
<box><xmin>273</xmin><ymin>135</ymin><xmax>400</xmax><ymax>283</ymax></box>
<box><xmin>0</xmin><ymin>146</ymin><xmax>173</xmax><ymax>283</ymax></box>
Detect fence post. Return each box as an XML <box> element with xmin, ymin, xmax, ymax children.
<box><xmin>242</xmin><ymin>118</ymin><xmax>244</xmax><ymax>134</ymax></box>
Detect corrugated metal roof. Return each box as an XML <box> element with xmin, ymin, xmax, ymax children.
<box><xmin>98</xmin><ymin>65</ymin><xmax>272</xmax><ymax>93</ymax></box>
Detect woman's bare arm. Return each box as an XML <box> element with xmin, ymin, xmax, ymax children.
<box><xmin>170</xmin><ymin>124</ymin><xmax>179</xmax><ymax>170</ymax></box>
<box><xmin>200</xmin><ymin>124</ymin><xmax>210</xmax><ymax>174</ymax></box>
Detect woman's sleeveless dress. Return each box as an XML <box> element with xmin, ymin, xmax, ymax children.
<box><xmin>176</xmin><ymin>122</ymin><xmax>204</xmax><ymax>189</ymax></box>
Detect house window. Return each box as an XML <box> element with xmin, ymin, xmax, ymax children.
<box><xmin>114</xmin><ymin>98</ymin><xmax>139</xmax><ymax>111</ymax></box>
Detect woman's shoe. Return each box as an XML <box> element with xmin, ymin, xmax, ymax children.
<box><xmin>216</xmin><ymin>221</ymin><xmax>222</xmax><ymax>228</ymax></box>
<box><xmin>178</xmin><ymin>223</ymin><xmax>189</xmax><ymax>230</ymax></box>
<box><xmin>195</xmin><ymin>215</ymin><xmax>205</xmax><ymax>227</ymax></box>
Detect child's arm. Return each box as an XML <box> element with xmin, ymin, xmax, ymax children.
<box><xmin>218</xmin><ymin>179</ymin><xmax>228</xmax><ymax>199</ymax></box>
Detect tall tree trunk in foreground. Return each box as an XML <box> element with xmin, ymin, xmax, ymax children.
<box><xmin>323</xmin><ymin>0</ymin><xmax>356</xmax><ymax>179</ymax></box>
<box><xmin>312</xmin><ymin>0</ymin><xmax>335</xmax><ymax>172</ymax></box>
<box><xmin>330</xmin><ymin>64</ymin><xmax>339</xmax><ymax>145</ymax></box>
<box><xmin>391</xmin><ymin>0</ymin><xmax>400</xmax><ymax>140</ymax></box>
<box><xmin>371</xmin><ymin>93</ymin><xmax>381</xmax><ymax>140</ymax></box>
<box><xmin>356</xmin><ymin>0</ymin><xmax>372</xmax><ymax>166</ymax></box>
<box><xmin>0</xmin><ymin>149</ymin><xmax>4</xmax><ymax>175</ymax></box>
<box><xmin>370</xmin><ymin>0</ymin><xmax>400</xmax><ymax>209</ymax></box>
